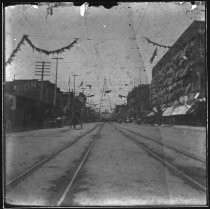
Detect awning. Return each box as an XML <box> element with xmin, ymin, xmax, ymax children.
<box><xmin>153</xmin><ymin>107</ymin><xmax>157</xmax><ymax>112</ymax></box>
<box><xmin>187</xmin><ymin>101</ymin><xmax>206</xmax><ymax>115</ymax></box>
<box><xmin>171</xmin><ymin>105</ymin><xmax>191</xmax><ymax>115</ymax></box>
<box><xmin>194</xmin><ymin>90</ymin><xmax>206</xmax><ymax>100</ymax></box>
<box><xmin>198</xmin><ymin>98</ymin><xmax>206</xmax><ymax>102</ymax></box>
<box><xmin>146</xmin><ymin>112</ymin><xmax>155</xmax><ymax>117</ymax></box>
<box><xmin>162</xmin><ymin>106</ymin><xmax>175</xmax><ymax>116</ymax></box>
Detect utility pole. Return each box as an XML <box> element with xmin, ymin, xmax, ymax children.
<box><xmin>68</xmin><ymin>76</ymin><xmax>71</xmax><ymax>105</ymax></box>
<box><xmin>80</xmin><ymin>86</ymin><xmax>86</xmax><ymax>128</ymax></box>
<box><xmin>99</xmin><ymin>77</ymin><xmax>106</xmax><ymax>114</ymax></box>
<box><xmin>107</xmin><ymin>93</ymin><xmax>112</xmax><ymax>112</ymax></box>
<box><xmin>35</xmin><ymin>61</ymin><xmax>51</xmax><ymax>126</ymax></box>
<box><xmin>72</xmin><ymin>74</ymin><xmax>78</xmax><ymax>129</ymax></box>
<box><xmin>35</xmin><ymin>61</ymin><xmax>51</xmax><ymax>103</ymax></box>
<box><xmin>51</xmin><ymin>57</ymin><xmax>63</xmax><ymax>111</ymax></box>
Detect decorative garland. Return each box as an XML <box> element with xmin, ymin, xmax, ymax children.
<box><xmin>145</xmin><ymin>37</ymin><xmax>171</xmax><ymax>49</ymax></box>
<box><xmin>6</xmin><ymin>34</ymin><xmax>79</xmax><ymax>66</ymax></box>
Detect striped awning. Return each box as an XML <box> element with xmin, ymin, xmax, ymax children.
<box><xmin>162</xmin><ymin>106</ymin><xmax>175</xmax><ymax>116</ymax></box>
<box><xmin>187</xmin><ymin>101</ymin><xmax>206</xmax><ymax>115</ymax></box>
<box><xmin>171</xmin><ymin>105</ymin><xmax>191</xmax><ymax>115</ymax></box>
<box><xmin>146</xmin><ymin>112</ymin><xmax>155</xmax><ymax>117</ymax></box>
<box><xmin>194</xmin><ymin>91</ymin><xmax>206</xmax><ymax>100</ymax></box>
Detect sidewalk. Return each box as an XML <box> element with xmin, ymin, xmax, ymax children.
<box><xmin>119</xmin><ymin>122</ymin><xmax>206</xmax><ymax>161</ymax></box>
<box><xmin>160</xmin><ymin>124</ymin><xmax>206</xmax><ymax>132</ymax></box>
<box><xmin>128</xmin><ymin>122</ymin><xmax>206</xmax><ymax>132</ymax></box>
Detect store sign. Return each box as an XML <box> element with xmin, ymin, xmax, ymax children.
<box><xmin>13</xmin><ymin>81</ymin><xmax>38</xmax><ymax>92</ymax></box>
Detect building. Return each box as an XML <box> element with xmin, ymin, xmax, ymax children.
<box><xmin>100</xmin><ymin>110</ymin><xmax>112</xmax><ymax>121</ymax></box>
<box><xmin>62</xmin><ymin>91</ymin><xmax>88</xmax><ymax>123</ymax></box>
<box><xmin>112</xmin><ymin>104</ymin><xmax>128</xmax><ymax>122</ymax></box>
<box><xmin>127</xmin><ymin>84</ymin><xmax>151</xmax><ymax>121</ymax></box>
<box><xmin>150</xmin><ymin>20</ymin><xmax>206</xmax><ymax>125</ymax></box>
<box><xmin>4</xmin><ymin>79</ymin><xmax>63</xmax><ymax>129</ymax></box>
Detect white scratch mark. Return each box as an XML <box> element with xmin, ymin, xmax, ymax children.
<box><xmin>32</xmin><ymin>5</ymin><xmax>39</xmax><ymax>9</ymax></box>
<box><xmin>80</xmin><ymin>3</ymin><xmax>88</xmax><ymax>17</ymax></box>
<box><xmin>191</xmin><ymin>4</ymin><xmax>197</xmax><ymax>10</ymax></box>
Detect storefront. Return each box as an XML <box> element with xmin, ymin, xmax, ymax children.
<box><xmin>150</xmin><ymin>21</ymin><xmax>206</xmax><ymax>126</ymax></box>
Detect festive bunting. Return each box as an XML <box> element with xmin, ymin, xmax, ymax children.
<box><xmin>5</xmin><ymin>34</ymin><xmax>78</xmax><ymax>66</ymax></box>
<box><xmin>86</xmin><ymin>85</ymin><xmax>92</xmax><ymax>89</ymax></box>
<box><xmin>79</xmin><ymin>81</ymin><xmax>83</xmax><ymax>87</ymax></box>
<box><xmin>150</xmin><ymin>47</ymin><xmax>157</xmax><ymax>63</ymax></box>
<box><xmin>87</xmin><ymin>94</ymin><xmax>94</xmax><ymax>97</ymax></box>
<box><xmin>104</xmin><ymin>90</ymin><xmax>112</xmax><ymax>96</ymax></box>
<box><xmin>145</xmin><ymin>37</ymin><xmax>171</xmax><ymax>49</ymax></box>
<box><xmin>119</xmin><ymin>94</ymin><xmax>127</xmax><ymax>99</ymax></box>
<box><xmin>105</xmin><ymin>90</ymin><xmax>112</xmax><ymax>94</ymax></box>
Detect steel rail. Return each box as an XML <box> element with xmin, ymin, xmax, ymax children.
<box><xmin>113</xmin><ymin>125</ymin><xmax>206</xmax><ymax>192</ymax></box>
<box><xmin>56</xmin><ymin>123</ymin><xmax>104</xmax><ymax>206</ymax></box>
<box><xmin>115</xmin><ymin>124</ymin><xmax>205</xmax><ymax>163</ymax></box>
<box><xmin>6</xmin><ymin>124</ymin><xmax>102</xmax><ymax>187</ymax></box>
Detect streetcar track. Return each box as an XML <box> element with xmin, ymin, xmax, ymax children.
<box><xmin>113</xmin><ymin>125</ymin><xmax>206</xmax><ymax>192</ymax></box>
<box><xmin>6</xmin><ymin>124</ymin><xmax>102</xmax><ymax>187</ymax></box>
<box><xmin>115</xmin><ymin>124</ymin><xmax>205</xmax><ymax>163</ymax></box>
<box><xmin>56</xmin><ymin>123</ymin><xmax>104</xmax><ymax>206</ymax></box>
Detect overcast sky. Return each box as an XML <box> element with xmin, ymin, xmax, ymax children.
<box><xmin>5</xmin><ymin>2</ymin><xmax>205</xmax><ymax>112</ymax></box>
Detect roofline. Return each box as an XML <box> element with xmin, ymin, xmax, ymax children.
<box><xmin>152</xmin><ymin>20</ymin><xmax>205</xmax><ymax>72</ymax></box>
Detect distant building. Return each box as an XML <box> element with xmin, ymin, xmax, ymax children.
<box><xmin>62</xmin><ymin>91</ymin><xmax>74</xmax><ymax>109</ymax></box>
<box><xmin>127</xmin><ymin>84</ymin><xmax>151</xmax><ymax>120</ymax></box>
<box><xmin>62</xmin><ymin>91</ymin><xmax>88</xmax><ymax>122</ymax></box>
<box><xmin>112</xmin><ymin>104</ymin><xmax>128</xmax><ymax>122</ymax></box>
<box><xmin>150</xmin><ymin>20</ymin><xmax>206</xmax><ymax>125</ymax></box>
<box><xmin>100</xmin><ymin>110</ymin><xmax>111</xmax><ymax>120</ymax></box>
<box><xmin>4</xmin><ymin>79</ymin><xmax>63</xmax><ymax>129</ymax></box>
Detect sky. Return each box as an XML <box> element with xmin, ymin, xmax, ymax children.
<box><xmin>5</xmin><ymin>2</ymin><xmax>205</xmax><ymax>112</ymax></box>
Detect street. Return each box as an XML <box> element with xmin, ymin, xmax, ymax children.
<box><xmin>4</xmin><ymin>4</ymin><xmax>206</xmax><ymax>207</ymax></box>
<box><xmin>5</xmin><ymin>122</ymin><xmax>206</xmax><ymax>206</ymax></box>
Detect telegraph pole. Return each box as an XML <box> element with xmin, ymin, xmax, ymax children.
<box><xmin>72</xmin><ymin>74</ymin><xmax>78</xmax><ymax>129</ymax></box>
<box><xmin>35</xmin><ymin>61</ymin><xmax>51</xmax><ymax>126</ymax></box>
<box><xmin>99</xmin><ymin>77</ymin><xmax>106</xmax><ymax>113</ymax></box>
<box><xmin>51</xmin><ymin>57</ymin><xmax>63</xmax><ymax>111</ymax></box>
<box><xmin>35</xmin><ymin>61</ymin><xmax>51</xmax><ymax>103</ymax></box>
<box><xmin>68</xmin><ymin>76</ymin><xmax>71</xmax><ymax>105</ymax></box>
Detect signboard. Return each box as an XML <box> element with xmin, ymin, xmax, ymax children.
<box><xmin>13</xmin><ymin>80</ymin><xmax>39</xmax><ymax>92</ymax></box>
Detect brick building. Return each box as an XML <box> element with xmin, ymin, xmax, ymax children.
<box><xmin>4</xmin><ymin>79</ymin><xmax>63</xmax><ymax>129</ymax></box>
<box><xmin>150</xmin><ymin>20</ymin><xmax>206</xmax><ymax>125</ymax></box>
